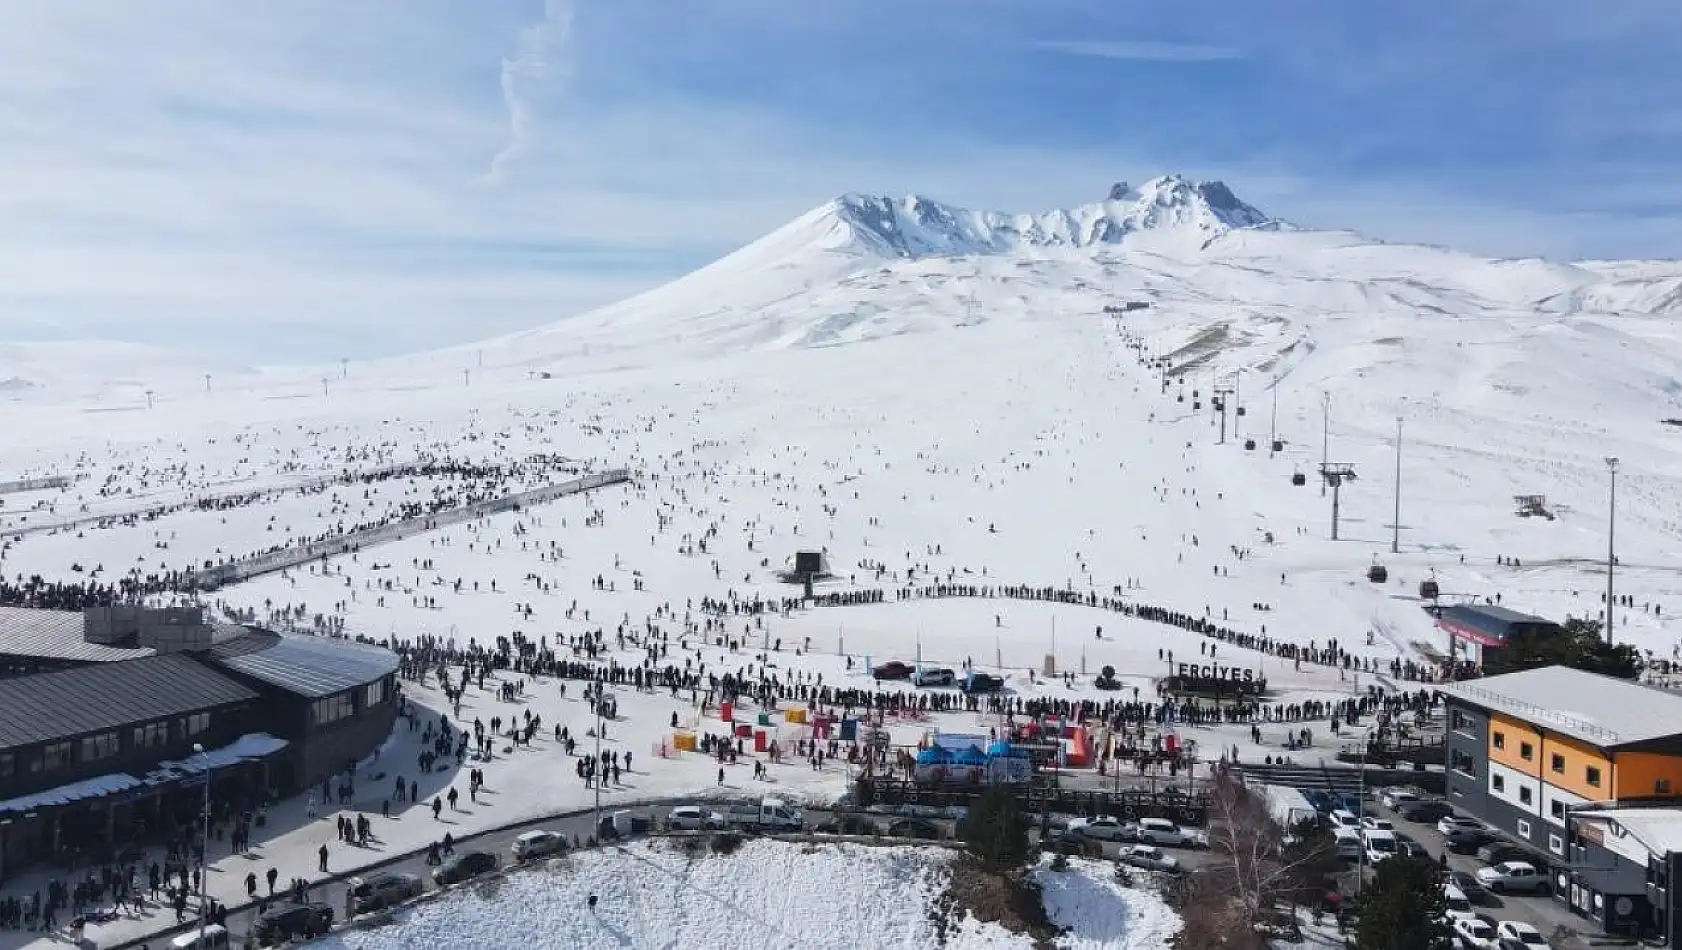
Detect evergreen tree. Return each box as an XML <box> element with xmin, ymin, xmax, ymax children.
<box><xmin>959</xmin><ymin>785</ymin><xmax>1030</xmax><ymax>873</ymax></box>
<box><xmin>1353</xmin><ymin>854</ymin><xmax>1451</xmax><ymax>950</ymax></box>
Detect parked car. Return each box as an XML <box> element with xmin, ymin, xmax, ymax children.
<box><xmin>872</xmin><ymin>661</ymin><xmax>913</xmax><ymax>680</ymax></box>
<box><xmin>600</xmin><ymin>809</ymin><xmax>656</xmax><ymax>839</ymax></box>
<box><xmin>1362</xmin><ymin>830</ymin><xmax>1399</xmax><ymax>864</ymax></box>
<box><xmin>1438</xmin><ymin>816</ymin><xmax>1485</xmax><ymax>837</ymax></box>
<box><xmin>348</xmin><ymin>873</ymin><xmax>423</xmax><ymax>914</ymax></box>
<box><xmin>888</xmin><ymin>818</ymin><xmax>942</xmax><ymax>840</ymax></box>
<box><xmin>512</xmin><ymin>829</ymin><xmax>569</xmax><ymax>861</ymax></box>
<box><xmin>1360</xmin><ymin>816</ymin><xmax>1396</xmax><ymax>832</ymax></box>
<box><xmin>1477</xmin><ymin>842</ymin><xmax>1531</xmax><ymax>866</ymax></box>
<box><xmin>814</xmin><ymin>813</ymin><xmax>879</xmax><ymax>836</ymax></box>
<box><xmin>1447</xmin><ymin>870</ymin><xmax>1490</xmax><ymax>904</ymax></box>
<box><xmin>1442</xmin><ymin>884</ymin><xmax>1478</xmax><ymax>922</ymax></box>
<box><xmin>253</xmin><ymin>902</ymin><xmax>335</xmax><ymax>945</ymax></box>
<box><xmin>1380</xmin><ymin>786</ymin><xmax>1423</xmax><ymax>809</ymax></box>
<box><xmin>960</xmin><ymin>672</ymin><xmax>1005</xmax><ymax>694</ymax></box>
<box><xmin>1398</xmin><ymin>799</ymin><xmax>1454</xmax><ymax>823</ymax></box>
<box><xmin>433</xmin><ymin>850</ymin><xmax>498</xmax><ymax>886</ymax></box>
<box><xmin>1330</xmin><ymin>809</ymin><xmax>1362</xmax><ymax>831</ymax></box>
<box><xmin>1495</xmin><ymin>920</ymin><xmax>1551</xmax><ymax>949</ymax></box>
<box><xmin>913</xmin><ymin>667</ymin><xmax>956</xmax><ymax>687</ymax></box>
<box><xmin>1067</xmin><ymin>816</ymin><xmax>1131</xmax><ymax>841</ymax></box>
<box><xmin>1395</xmin><ymin>834</ymin><xmax>1428</xmax><ymax>860</ymax></box>
<box><xmin>1131</xmin><ymin>817</ymin><xmax>1193</xmax><ymax>847</ymax></box>
<box><xmin>667</xmin><ymin>806</ymin><xmax>726</xmax><ymax>831</ymax></box>
<box><xmin>1476</xmin><ymin>861</ymin><xmax>1548</xmax><ymax>895</ymax></box>
<box><xmin>1445</xmin><ymin>828</ymin><xmax>1498</xmax><ymax>855</ymax></box>
<box><xmin>1041</xmin><ymin>830</ymin><xmax>1103</xmax><ymax>858</ymax></box>
<box><xmin>1453</xmin><ymin>915</ymin><xmax>1499</xmax><ymax>949</ymax></box>
<box><xmin>1118</xmin><ymin>844</ymin><xmax>1180</xmax><ymax>873</ymax></box>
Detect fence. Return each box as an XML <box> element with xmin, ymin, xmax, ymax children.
<box><xmin>192</xmin><ymin>468</ymin><xmax>630</xmax><ymax>587</ymax></box>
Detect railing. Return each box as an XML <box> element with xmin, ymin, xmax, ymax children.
<box><xmin>1448</xmin><ymin>683</ymin><xmax>1621</xmax><ymax>742</ymax></box>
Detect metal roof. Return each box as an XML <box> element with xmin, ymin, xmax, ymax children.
<box><xmin>1574</xmin><ymin>808</ymin><xmax>1682</xmax><ymax>857</ymax></box>
<box><xmin>1439</xmin><ymin>666</ymin><xmax>1682</xmax><ymax>748</ymax></box>
<box><xmin>0</xmin><ymin>606</ymin><xmax>156</xmax><ymax>663</ymax></box>
<box><xmin>0</xmin><ymin>654</ymin><xmax>258</xmax><ymax>748</ymax></box>
<box><xmin>204</xmin><ymin>631</ymin><xmax>398</xmax><ymax>699</ymax></box>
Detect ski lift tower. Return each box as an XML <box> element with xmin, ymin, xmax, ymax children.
<box><xmin>1213</xmin><ymin>386</ymin><xmax>1235</xmax><ymax>443</ymax></box>
<box><xmin>1319</xmin><ymin>463</ymin><xmax>1358</xmax><ymax>540</ymax></box>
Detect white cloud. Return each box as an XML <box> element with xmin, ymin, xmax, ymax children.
<box><xmin>1033</xmin><ymin>39</ymin><xmax>1241</xmax><ymax>63</ymax></box>
<box><xmin>488</xmin><ymin>0</ymin><xmax>575</xmax><ymax>183</ymax></box>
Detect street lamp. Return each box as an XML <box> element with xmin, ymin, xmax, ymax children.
<box><xmin>193</xmin><ymin>742</ymin><xmax>212</xmax><ymax>944</ymax></box>
<box><xmin>1320</xmin><ymin>391</ymin><xmax>1331</xmax><ymax>496</ymax></box>
<box><xmin>1606</xmin><ymin>457</ymin><xmax>1619</xmax><ymax>643</ymax></box>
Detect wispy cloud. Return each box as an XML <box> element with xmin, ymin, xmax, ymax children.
<box><xmin>488</xmin><ymin>0</ymin><xmax>575</xmax><ymax>182</ymax></box>
<box><xmin>1033</xmin><ymin>39</ymin><xmax>1241</xmax><ymax>63</ymax></box>
<box><xmin>0</xmin><ymin>0</ymin><xmax>1677</xmax><ymax>364</ymax></box>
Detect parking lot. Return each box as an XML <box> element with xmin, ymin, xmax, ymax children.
<box><xmin>1363</xmin><ymin>788</ymin><xmax>1591</xmax><ymax>945</ymax></box>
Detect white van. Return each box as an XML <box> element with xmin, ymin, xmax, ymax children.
<box><xmin>1362</xmin><ymin>829</ymin><xmax>1398</xmax><ymax>864</ymax></box>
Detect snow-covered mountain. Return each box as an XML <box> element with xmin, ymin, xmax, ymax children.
<box><xmin>827</xmin><ymin>175</ymin><xmax>1277</xmax><ymax>258</ymax></box>
<box><xmin>446</xmin><ymin>172</ymin><xmax>1682</xmax><ymax>405</ymax></box>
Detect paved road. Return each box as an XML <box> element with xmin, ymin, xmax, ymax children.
<box><xmin>116</xmin><ymin>799</ymin><xmax>1208</xmax><ymax>949</ymax></box>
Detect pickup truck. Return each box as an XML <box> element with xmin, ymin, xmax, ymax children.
<box><xmin>722</xmin><ymin>797</ymin><xmax>804</xmax><ymax>831</ymax></box>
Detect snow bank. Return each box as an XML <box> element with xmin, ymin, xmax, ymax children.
<box><xmin>313</xmin><ymin>841</ymin><xmax>1177</xmax><ymax>950</ymax></box>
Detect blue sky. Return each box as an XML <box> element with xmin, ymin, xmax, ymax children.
<box><xmin>2</xmin><ymin>0</ymin><xmax>1681</xmax><ymax>363</ymax></box>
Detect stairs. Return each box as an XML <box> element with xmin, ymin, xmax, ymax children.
<box><xmin>1236</xmin><ymin>761</ymin><xmax>1368</xmax><ymax>797</ymax></box>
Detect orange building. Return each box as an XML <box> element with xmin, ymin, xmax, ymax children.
<box><xmin>1442</xmin><ymin>666</ymin><xmax>1682</xmax><ymax>874</ymax></box>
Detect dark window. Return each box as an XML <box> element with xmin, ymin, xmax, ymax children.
<box><xmin>1452</xmin><ymin>749</ymin><xmax>1477</xmax><ymax>778</ymax></box>
<box><xmin>80</xmin><ymin>732</ymin><xmax>119</xmax><ymax>762</ymax></box>
<box><xmin>1520</xmin><ymin>786</ymin><xmax>1534</xmax><ymax>805</ymax></box>
<box><xmin>178</xmin><ymin>712</ymin><xmax>211</xmax><ymax>739</ymax></box>
<box><xmin>1551</xmin><ymin>800</ymin><xmax>1566</xmax><ymax>819</ymax></box>
<box><xmin>133</xmin><ymin>722</ymin><xmax>168</xmax><ymax>749</ymax></box>
<box><xmin>41</xmin><ymin>741</ymin><xmax>72</xmax><ymax>771</ymax></box>
<box><xmin>0</xmin><ymin>752</ymin><xmax>12</xmax><ymax>779</ymax></box>
<box><xmin>1587</xmin><ymin>765</ymin><xmax>1603</xmax><ymax>788</ymax></box>
<box><xmin>1492</xmin><ymin>773</ymin><xmax>1506</xmax><ymax>792</ymax></box>
<box><xmin>1520</xmin><ymin>742</ymin><xmax>1534</xmax><ymax>761</ymax></box>
<box><xmin>311</xmin><ymin>693</ymin><xmax>354</xmax><ymax>726</ymax></box>
<box><xmin>1493</xmin><ymin>731</ymin><xmax>1506</xmax><ymax>750</ymax></box>
<box><xmin>1551</xmin><ymin>753</ymin><xmax>1565</xmax><ymax>773</ymax></box>
<box><xmin>1659</xmin><ymin>779</ymin><xmax>1673</xmax><ymax>795</ymax></box>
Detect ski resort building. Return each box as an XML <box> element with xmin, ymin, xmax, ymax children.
<box><xmin>1440</xmin><ymin>667</ymin><xmax>1682</xmax><ymax>911</ymax></box>
<box><xmin>1436</xmin><ymin>602</ymin><xmax>1566</xmax><ymax>667</ymax></box>
<box><xmin>0</xmin><ymin>604</ymin><xmax>398</xmax><ymax>878</ymax></box>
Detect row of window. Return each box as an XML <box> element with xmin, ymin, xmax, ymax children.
<box><xmin>1492</xmin><ymin>728</ymin><xmax>1604</xmax><ymax>787</ymax></box>
<box><xmin>310</xmin><ymin>679</ymin><xmax>390</xmax><ymax>728</ymax></box>
<box><xmin>0</xmin><ymin>713</ymin><xmax>212</xmax><ymax>780</ymax></box>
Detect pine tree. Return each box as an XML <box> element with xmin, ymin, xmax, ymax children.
<box><xmin>959</xmin><ymin>785</ymin><xmax>1030</xmax><ymax>873</ymax></box>
<box><xmin>1353</xmin><ymin>854</ymin><xmax>1451</xmax><ymax>950</ymax></box>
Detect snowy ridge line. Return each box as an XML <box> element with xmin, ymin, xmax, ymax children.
<box><xmin>190</xmin><ymin>469</ymin><xmax>630</xmax><ymax>588</ymax></box>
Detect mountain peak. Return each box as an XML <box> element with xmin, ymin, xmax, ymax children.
<box><xmin>824</xmin><ymin>175</ymin><xmax>1276</xmax><ymax>259</ymax></box>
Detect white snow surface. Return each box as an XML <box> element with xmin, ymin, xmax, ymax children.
<box><xmin>313</xmin><ymin>841</ymin><xmax>1177</xmax><ymax>950</ymax></box>
<box><xmin>5</xmin><ymin>172</ymin><xmax>1682</xmax><ymax>948</ymax></box>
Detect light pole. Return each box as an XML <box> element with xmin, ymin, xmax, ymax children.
<box><xmin>1391</xmin><ymin>414</ymin><xmax>1403</xmax><ymax>555</ymax></box>
<box><xmin>1268</xmin><ymin>375</ymin><xmax>1279</xmax><ymax>455</ymax></box>
<box><xmin>193</xmin><ymin>742</ymin><xmax>212</xmax><ymax>943</ymax></box>
<box><xmin>1606</xmin><ymin>457</ymin><xmax>1619</xmax><ymax>643</ymax></box>
<box><xmin>1320</xmin><ymin>391</ymin><xmax>1331</xmax><ymax>496</ymax></box>
<box><xmin>593</xmin><ymin>684</ymin><xmax>603</xmax><ymax>840</ymax></box>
